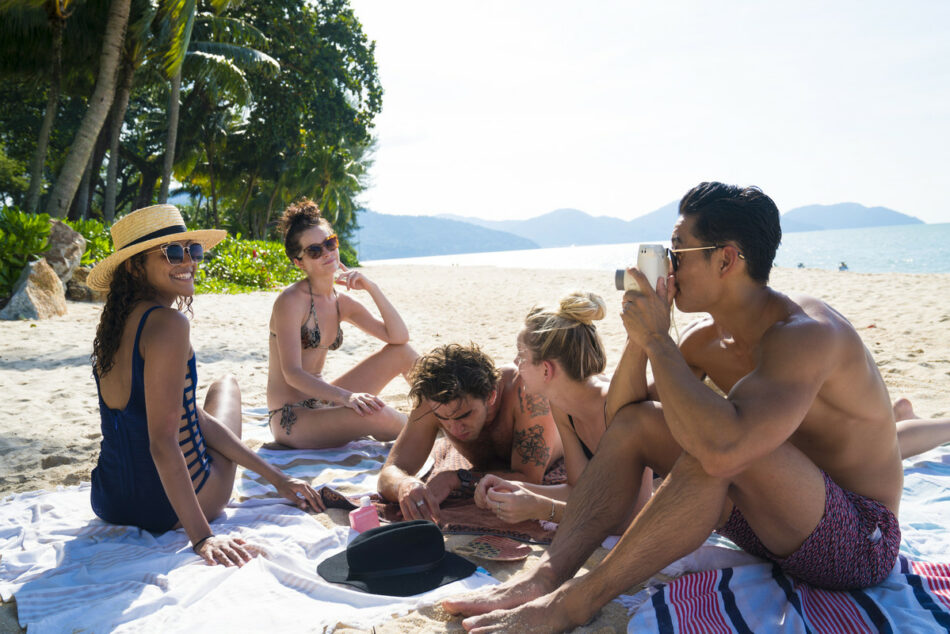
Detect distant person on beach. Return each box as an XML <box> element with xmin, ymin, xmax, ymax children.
<box><xmin>267</xmin><ymin>199</ymin><xmax>418</xmax><ymax>449</ymax></box>
<box><xmin>473</xmin><ymin>292</ymin><xmax>653</xmax><ymax>525</ymax></box>
<box><xmin>444</xmin><ymin>181</ymin><xmax>925</xmax><ymax>630</ymax></box>
<box><xmin>377</xmin><ymin>343</ymin><xmax>563</xmax><ymax>522</ymax></box>
<box><xmin>87</xmin><ymin>205</ymin><xmax>322</xmax><ymax>567</ymax></box>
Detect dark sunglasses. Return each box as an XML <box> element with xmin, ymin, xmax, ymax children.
<box><xmin>151</xmin><ymin>242</ymin><xmax>204</xmax><ymax>264</ymax></box>
<box><xmin>667</xmin><ymin>245</ymin><xmax>744</xmax><ymax>272</ymax></box>
<box><xmin>298</xmin><ymin>234</ymin><xmax>339</xmax><ymax>259</ymax></box>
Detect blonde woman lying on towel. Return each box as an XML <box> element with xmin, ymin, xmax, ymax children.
<box><xmin>473</xmin><ymin>291</ymin><xmax>654</xmax><ymax>528</ymax></box>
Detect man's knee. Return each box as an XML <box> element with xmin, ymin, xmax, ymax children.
<box><xmin>610</xmin><ymin>401</ymin><xmax>680</xmax><ymax>474</ymax></box>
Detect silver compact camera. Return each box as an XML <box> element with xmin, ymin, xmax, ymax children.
<box><xmin>615</xmin><ymin>244</ymin><xmax>669</xmax><ymax>292</ymax></box>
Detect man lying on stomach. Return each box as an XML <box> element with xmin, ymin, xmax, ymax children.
<box><xmin>378</xmin><ymin>343</ymin><xmax>562</xmax><ymax>522</ymax></box>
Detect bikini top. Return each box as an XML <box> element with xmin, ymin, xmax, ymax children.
<box><xmin>300</xmin><ymin>281</ymin><xmax>344</xmax><ymax>350</ymax></box>
<box><xmin>567</xmin><ymin>414</ymin><xmax>595</xmax><ymax>460</ymax></box>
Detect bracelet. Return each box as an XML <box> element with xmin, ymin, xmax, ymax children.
<box><xmin>548</xmin><ymin>500</ymin><xmax>556</xmax><ymax>522</ymax></box>
<box><xmin>192</xmin><ymin>534</ymin><xmax>213</xmax><ymax>553</ymax></box>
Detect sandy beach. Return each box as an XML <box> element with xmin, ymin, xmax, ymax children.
<box><xmin>2</xmin><ymin>264</ymin><xmax>949</xmax><ymax>632</ymax></box>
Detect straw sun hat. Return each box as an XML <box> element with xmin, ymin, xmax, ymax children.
<box><xmin>87</xmin><ymin>205</ymin><xmax>226</xmax><ymax>291</ymax></box>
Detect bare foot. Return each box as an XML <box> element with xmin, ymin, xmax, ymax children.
<box><xmin>894</xmin><ymin>398</ymin><xmax>916</xmax><ymax>422</ymax></box>
<box><xmin>443</xmin><ymin>571</ymin><xmax>555</xmax><ymax>617</ymax></box>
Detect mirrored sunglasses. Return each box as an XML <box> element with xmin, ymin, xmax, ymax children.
<box><xmin>153</xmin><ymin>242</ymin><xmax>205</xmax><ymax>264</ymax></box>
<box><xmin>666</xmin><ymin>244</ymin><xmax>745</xmax><ymax>271</ymax></box>
<box><xmin>299</xmin><ymin>234</ymin><xmax>339</xmax><ymax>259</ymax></box>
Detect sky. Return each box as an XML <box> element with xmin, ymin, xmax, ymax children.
<box><xmin>348</xmin><ymin>1</ymin><xmax>950</xmax><ymax>224</ymax></box>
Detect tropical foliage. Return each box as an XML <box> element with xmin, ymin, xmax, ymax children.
<box><xmin>0</xmin><ymin>0</ymin><xmax>380</xmax><ymax>259</ymax></box>
<box><xmin>0</xmin><ymin>206</ymin><xmax>51</xmax><ymax>297</ymax></box>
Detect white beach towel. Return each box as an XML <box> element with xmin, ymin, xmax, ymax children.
<box><xmin>0</xmin><ymin>422</ymin><xmax>494</xmax><ymax>633</ymax></box>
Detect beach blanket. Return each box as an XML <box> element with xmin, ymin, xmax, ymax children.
<box><xmin>621</xmin><ymin>445</ymin><xmax>950</xmax><ymax>633</ymax></box>
<box><xmin>371</xmin><ymin>437</ymin><xmax>565</xmax><ymax>544</ymax></box>
<box><xmin>0</xmin><ymin>417</ymin><xmax>496</xmax><ymax>633</ymax></box>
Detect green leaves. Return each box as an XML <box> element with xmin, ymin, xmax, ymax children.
<box><xmin>64</xmin><ymin>217</ymin><xmax>111</xmax><ymax>266</ymax></box>
<box><xmin>196</xmin><ymin>235</ymin><xmax>298</xmax><ymax>292</ymax></box>
<box><xmin>194</xmin><ymin>234</ymin><xmax>359</xmax><ymax>294</ymax></box>
<box><xmin>0</xmin><ymin>205</ymin><xmax>51</xmax><ymax>297</ymax></box>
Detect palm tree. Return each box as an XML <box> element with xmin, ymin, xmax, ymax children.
<box><xmin>102</xmin><ymin>0</ymin><xmax>158</xmax><ymax>222</ymax></box>
<box><xmin>156</xmin><ymin>0</ymin><xmax>277</xmax><ymax>204</ymax></box>
<box><xmin>44</xmin><ymin>0</ymin><xmax>131</xmax><ymax>218</ymax></box>
<box><xmin>0</xmin><ymin>0</ymin><xmax>77</xmax><ymax>214</ymax></box>
<box><xmin>161</xmin><ymin>11</ymin><xmax>278</xmax><ymax>217</ymax></box>
<box><xmin>155</xmin><ymin>0</ymin><xmax>197</xmax><ymax>203</ymax></box>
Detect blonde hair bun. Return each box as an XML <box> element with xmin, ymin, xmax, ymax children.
<box><xmin>556</xmin><ymin>291</ymin><xmax>607</xmax><ymax>325</ymax></box>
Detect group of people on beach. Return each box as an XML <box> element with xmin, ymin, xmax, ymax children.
<box><xmin>85</xmin><ymin>182</ymin><xmax>950</xmax><ymax>631</ymax></box>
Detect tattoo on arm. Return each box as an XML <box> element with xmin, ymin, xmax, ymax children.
<box><xmin>520</xmin><ymin>386</ymin><xmax>551</xmax><ymax>417</ymax></box>
<box><xmin>513</xmin><ymin>424</ymin><xmax>552</xmax><ymax>467</ymax></box>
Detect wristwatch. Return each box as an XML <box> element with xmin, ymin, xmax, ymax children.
<box><xmin>456</xmin><ymin>468</ymin><xmax>477</xmax><ymax>494</ymax></box>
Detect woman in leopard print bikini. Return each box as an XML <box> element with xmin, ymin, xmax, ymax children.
<box><xmin>267</xmin><ymin>199</ymin><xmax>419</xmax><ymax>448</ymax></box>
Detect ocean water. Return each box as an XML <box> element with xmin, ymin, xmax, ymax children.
<box><xmin>363</xmin><ymin>222</ymin><xmax>950</xmax><ymax>275</ymax></box>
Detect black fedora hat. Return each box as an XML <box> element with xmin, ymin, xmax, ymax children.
<box><xmin>317</xmin><ymin>520</ymin><xmax>476</xmax><ymax>596</ymax></box>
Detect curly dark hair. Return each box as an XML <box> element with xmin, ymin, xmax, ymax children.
<box><xmin>91</xmin><ymin>253</ymin><xmax>193</xmax><ymax>377</ymax></box>
<box><xmin>277</xmin><ymin>198</ymin><xmax>333</xmax><ymax>262</ymax></box>
<box><xmin>408</xmin><ymin>343</ymin><xmax>501</xmax><ymax>408</ymax></box>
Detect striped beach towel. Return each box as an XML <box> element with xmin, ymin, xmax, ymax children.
<box><xmin>624</xmin><ymin>445</ymin><xmax>950</xmax><ymax>633</ymax></box>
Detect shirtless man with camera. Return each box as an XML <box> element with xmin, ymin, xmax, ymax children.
<box><xmin>445</xmin><ymin>182</ymin><xmax>905</xmax><ymax>632</ymax></box>
<box><xmin>378</xmin><ymin>343</ymin><xmax>562</xmax><ymax>522</ymax></box>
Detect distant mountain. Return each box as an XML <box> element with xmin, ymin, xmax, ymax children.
<box><xmin>355</xmin><ymin>210</ymin><xmax>538</xmax><ymax>260</ymax></box>
<box><xmin>442</xmin><ymin>201</ymin><xmax>679</xmax><ymax>247</ymax></box>
<box><xmin>359</xmin><ymin>201</ymin><xmax>924</xmax><ymax>260</ymax></box>
<box><xmin>781</xmin><ymin>203</ymin><xmax>923</xmax><ymax>232</ymax></box>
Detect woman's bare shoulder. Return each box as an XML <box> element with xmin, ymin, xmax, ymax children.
<box><xmin>272</xmin><ymin>281</ymin><xmax>306</xmax><ymax>313</ymax></box>
<box><xmin>139</xmin><ymin>307</ymin><xmax>191</xmax><ymax>359</ymax></box>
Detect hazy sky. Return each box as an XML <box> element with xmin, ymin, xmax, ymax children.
<box><xmin>349</xmin><ymin>1</ymin><xmax>950</xmax><ymax>224</ymax></box>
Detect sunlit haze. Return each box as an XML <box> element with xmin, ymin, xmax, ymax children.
<box><xmin>350</xmin><ymin>1</ymin><xmax>950</xmax><ymax>224</ymax></box>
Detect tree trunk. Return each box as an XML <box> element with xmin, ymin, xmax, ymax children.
<box><xmin>26</xmin><ymin>16</ymin><xmax>64</xmax><ymax>215</ymax></box>
<box><xmin>238</xmin><ymin>169</ymin><xmax>257</xmax><ymax>235</ymax></box>
<box><xmin>264</xmin><ymin>181</ymin><xmax>281</xmax><ymax>232</ymax></box>
<box><xmin>44</xmin><ymin>0</ymin><xmax>132</xmax><ymax>218</ymax></box>
<box><xmin>104</xmin><ymin>57</ymin><xmax>134</xmax><ymax>223</ymax></box>
<box><xmin>159</xmin><ymin>70</ymin><xmax>182</xmax><ymax>203</ymax></box>
<box><xmin>134</xmin><ymin>171</ymin><xmax>159</xmax><ymax>209</ymax></box>
<box><xmin>207</xmin><ymin>142</ymin><xmax>219</xmax><ymax>228</ymax></box>
<box><xmin>72</xmin><ymin>153</ymin><xmax>94</xmax><ymax>220</ymax></box>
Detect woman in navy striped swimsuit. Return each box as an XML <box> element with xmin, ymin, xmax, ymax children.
<box><xmin>87</xmin><ymin>205</ymin><xmax>323</xmax><ymax>566</ymax></box>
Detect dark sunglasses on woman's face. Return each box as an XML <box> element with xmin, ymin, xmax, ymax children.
<box><xmin>152</xmin><ymin>242</ymin><xmax>204</xmax><ymax>264</ymax></box>
<box><xmin>299</xmin><ymin>234</ymin><xmax>339</xmax><ymax>259</ymax></box>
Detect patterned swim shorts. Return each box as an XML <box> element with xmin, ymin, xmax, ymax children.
<box><xmin>716</xmin><ymin>470</ymin><xmax>900</xmax><ymax>590</ymax></box>
<box><xmin>268</xmin><ymin>398</ymin><xmax>334</xmax><ymax>436</ymax></box>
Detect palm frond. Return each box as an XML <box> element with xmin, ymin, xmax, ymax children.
<box><xmin>0</xmin><ymin>0</ymin><xmax>47</xmax><ymax>11</ymax></box>
<box><xmin>194</xmin><ymin>13</ymin><xmax>268</xmax><ymax>48</ymax></box>
<box><xmin>157</xmin><ymin>0</ymin><xmax>196</xmax><ymax>78</ymax></box>
<box><xmin>182</xmin><ymin>50</ymin><xmax>250</xmax><ymax>104</ymax></box>
<box><xmin>191</xmin><ymin>41</ymin><xmax>278</xmax><ymax>75</ymax></box>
